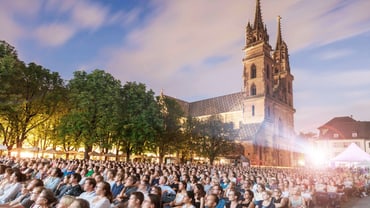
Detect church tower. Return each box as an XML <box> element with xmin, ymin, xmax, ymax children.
<box><xmin>241</xmin><ymin>0</ymin><xmax>295</xmax><ymax>166</ymax></box>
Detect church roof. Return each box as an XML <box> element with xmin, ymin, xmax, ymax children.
<box><xmin>188</xmin><ymin>92</ymin><xmax>244</xmax><ymax>117</ymax></box>
<box><xmin>167</xmin><ymin>92</ymin><xmax>264</xmax><ymax>141</ymax></box>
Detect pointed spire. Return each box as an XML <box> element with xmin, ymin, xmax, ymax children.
<box><xmin>253</xmin><ymin>0</ymin><xmax>264</xmax><ymax>31</ymax></box>
<box><xmin>275</xmin><ymin>16</ymin><xmax>283</xmax><ymax>50</ymax></box>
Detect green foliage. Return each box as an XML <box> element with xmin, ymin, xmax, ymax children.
<box><xmin>0</xmin><ymin>41</ymin><xmax>240</xmax><ymax>164</ymax></box>
<box><xmin>119</xmin><ymin>82</ymin><xmax>163</xmax><ymax>161</ymax></box>
<box><xmin>193</xmin><ymin>115</ymin><xmax>237</xmax><ymax>165</ymax></box>
<box><xmin>58</xmin><ymin>70</ymin><xmax>122</xmax><ymax>158</ymax></box>
<box><xmin>180</xmin><ymin>116</ymin><xmax>200</xmax><ymax>162</ymax></box>
<box><xmin>153</xmin><ymin>95</ymin><xmax>185</xmax><ymax>163</ymax></box>
<box><xmin>0</xmin><ymin>41</ymin><xmax>65</xmax><ymax>149</ymax></box>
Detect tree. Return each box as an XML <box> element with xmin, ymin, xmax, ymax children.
<box><xmin>193</xmin><ymin>115</ymin><xmax>237</xmax><ymax>165</ymax></box>
<box><xmin>0</xmin><ymin>41</ymin><xmax>65</xmax><ymax>151</ymax></box>
<box><xmin>154</xmin><ymin>93</ymin><xmax>185</xmax><ymax>163</ymax></box>
<box><xmin>118</xmin><ymin>82</ymin><xmax>163</xmax><ymax>162</ymax></box>
<box><xmin>181</xmin><ymin>116</ymin><xmax>200</xmax><ymax>163</ymax></box>
<box><xmin>58</xmin><ymin>70</ymin><xmax>122</xmax><ymax>159</ymax></box>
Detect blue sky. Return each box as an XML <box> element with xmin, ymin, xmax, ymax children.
<box><xmin>1</xmin><ymin>0</ymin><xmax>370</xmax><ymax>134</ymax></box>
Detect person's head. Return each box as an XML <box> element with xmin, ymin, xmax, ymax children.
<box><xmin>62</xmin><ymin>175</ymin><xmax>71</xmax><ymax>184</ymax></box>
<box><xmin>30</xmin><ymin>186</ymin><xmax>45</xmax><ymax>201</ymax></box>
<box><xmin>273</xmin><ymin>188</ymin><xmax>282</xmax><ymax>198</ymax></box>
<box><xmin>256</xmin><ymin>183</ymin><xmax>265</xmax><ymax>192</ymax></box>
<box><xmin>35</xmin><ymin>189</ymin><xmax>57</xmax><ymax>207</ymax></box>
<box><xmin>27</xmin><ymin>178</ymin><xmax>44</xmax><ymax>190</ymax></box>
<box><xmin>292</xmin><ymin>187</ymin><xmax>301</xmax><ymax>196</ymax></box>
<box><xmin>84</xmin><ymin>177</ymin><xmax>97</xmax><ymax>192</ymax></box>
<box><xmin>20</xmin><ymin>183</ymin><xmax>28</xmax><ymax>194</ymax></box>
<box><xmin>69</xmin><ymin>198</ymin><xmax>90</xmax><ymax>208</ymax></box>
<box><xmin>96</xmin><ymin>181</ymin><xmax>113</xmax><ymax>202</ymax></box>
<box><xmin>172</xmin><ymin>174</ymin><xmax>179</xmax><ymax>182</ymax></box>
<box><xmin>182</xmin><ymin>191</ymin><xmax>194</xmax><ymax>205</ymax></box>
<box><xmin>114</xmin><ymin>173</ymin><xmax>124</xmax><ymax>183</ymax></box>
<box><xmin>52</xmin><ymin>167</ymin><xmax>63</xmax><ymax>178</ymax></box>
<box><xmin>159</xmin><ymin>176</ymin><xmax>167</xmax><ymax>185</ymax></box>
<box><xmin>94</xmin><ymin>174</ymin><xmax>104</xmax><ymax>183</ymax></box>
<box><xmin>204</xmin><ymin>176</ymin><xmax>211</xmax><ymax>184</ymax></box>
<box><xmin>228</xmin><ymin>189</ymin><xmax>241</xmax><ymax>202</ymax></box>
<box><xmin>243</xmin><ymin>180</ymin><xmax>252</xmax><ymax>189</ymax></box>
<box><xmin>300</xmin><ymin>183</ymin><xmax>307</xmax><ymax>191</ymax></box>
<box><xmin>107</xmin><ymin>169</ymin><xmax>116</xmax><ymax>180</ymax></box>
<box><xmin>211</xmin><ymin>185</ymin><xmax>223</xmax><ymax>197</ymax></box>
<box><xmin>205</xmin><ymin>193</ymin><xmax>219</xmax><ymax>208</ymax></box>
<box><xmin>4</xmin><ymin>167</ymin><xmax>14</xmax><ymax>177</ymax></box>
<box><xmin>194</xmin><ymin>183</ymin><xmax>206</xmax><ymax>197</ymax></box>
<box><xmin>128</xmin><ymin>191</ymin><xmax>144</xmax><ymax>208</ymax></box>
<box><xmin>142</xmin><ymin>194</ymin><xmax>161</xmax><ymax>208</ymax></box>
<box><xmin>150</xmin><ymin>186</ymin><xmax>162</xmax><ymax>196</ymax></box>
<box><xmin>11</xmin><ymin>171</ymin><xmax>23</xmax><ymax>182</ymax></box>
<box><xmin>244</xmin><ymin>189</ymin><xmax>254</xmax><ymax>200</ymax></box>
<box><xmin>70</xmin><ymin>173</ymin><xmax>82</xmax><ymax>184</ymax></box>
<box><xmin>182</xmin><ymin>174</ymin><xmax>190</xmax><ymax>182</ymax></box>
<box><xmin>262</xmin><ymin>190</ymin><xmax>272</xmax><ymax>200</ymax></box>
<box><xmin>56</xmin><ymin>195</ymin><xmax>75</xmax><ymax>208</ymax></box>
<box><xmin>179</xmin><ymin>180</ymin><xmax>187</xmax><ymax>191</ymax></box>
<box><xmin>125</xmin><ymin>175</ymin><xmax>138</xmax><ymax>187</ymax></box>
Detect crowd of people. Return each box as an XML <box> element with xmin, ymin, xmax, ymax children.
<box><xmin>0</xmin><ymin>156</ymin><xmax>369</xmax><ymax>208</ymax></box>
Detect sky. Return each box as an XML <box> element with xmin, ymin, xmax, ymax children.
<box><xmin>1</xmin><ymin>0</ymin><xmax>370</xmax><ymax>134</ymax></box>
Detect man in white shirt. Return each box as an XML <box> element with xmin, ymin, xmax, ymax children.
<box><xmin>78</xmin><ymin>177</ymin><xmax>97</xmax><ymax>205</ymax></box>
<box><xmin>0</xmin><ymin>171</ymin><xmax>22</xmax><ymax>203</ymax></box>
<box><xmin>158</xmin><ymin>176</ymin><xmax>176</xmax><ymax>204</ymax></box>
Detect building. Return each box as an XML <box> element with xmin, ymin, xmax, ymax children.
<box><xmin>315</xmin><ymin>116</ymin><xmax>370</xmax><ymax>161</ymax></box>
<box><xmin>169</xmin><ymin>0</ymin><xmax>296</xmax><ymax>166</ymax></box>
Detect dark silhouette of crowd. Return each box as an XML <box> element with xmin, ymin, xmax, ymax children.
<box><xmin>0</xmin><ymin>156</ymin><xmax>369</xmax><ymax>208</ymax></box>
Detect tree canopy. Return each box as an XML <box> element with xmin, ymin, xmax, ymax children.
<box><xmin>0</xmin><ymin>41</ymin><xmax>242</xmax><ymax>164</ymax></box>
<box><xmin>0</xmin><ymin>41</ymin><xmax>65</xmax><ymax>151</ymax></box>
<box><xmin>58</xmin><ymin>70</ymin><xmax>122</xmax><ymax>159</ymax></box>
<box><xmin>193</xmin><ymin>115</ymin><xmax>237</xmax><ymax>165</ymax></box>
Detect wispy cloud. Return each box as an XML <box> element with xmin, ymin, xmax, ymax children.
<box><xmin>318</xmin><ymin>49</ymin><xmax>354</xmax><ymax>60</ymax></box>
<box><xmin>33</xmin><ymin>23</ymin><xmax>75</xmax><ymax>47</ymax></box>
<box><xmin>281</xmin><ymin>0</ymin><xmax>370</xmax><ymax>52</ymax></box>
<box><xmin>70</xmin><ymin>1</ymin><xmax>109</xmax><ymax>29</ymax></box>
<box><xmin>2</xmin><ymin>0</ymin><xmax>370</xmax><ymax>133</ymax></box>
<box><xmin>0</xmin><ymin>0</ymin><xmax>41</xmax><ymax>44</ymax></box>
<box><xmin>105</xmin><ymin>0</ymin><xmax>248</xmax><ymax>99</ymax></box>
<box><xmin>294</xmin><ymin>67</ymin><xmax>370</xmax><ymax>132</ymax></box>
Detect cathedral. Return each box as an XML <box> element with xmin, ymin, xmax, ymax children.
<box><xmin>171</xmin><ymin>0</ymin><xmax>296</xmax><ymax>166</ymax></box>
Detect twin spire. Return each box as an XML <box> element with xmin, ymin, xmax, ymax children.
<box><xmin>253</xmin><ymin>0</ymin><xmax>264</xmax><ymax>32</ymax></box>
<box><xmin>247</xmin><ymin>0</ymin><xmax>285</xmax><ymax>51</ymax></box>
<box><xmin>275</xmin><ymin>16</ymin><xmax>283</xmax><ymax>51</ymax></box>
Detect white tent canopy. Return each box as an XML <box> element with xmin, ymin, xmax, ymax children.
<box><xmin>331</xmin><ymin>143</ymin><xmax>370</xmax><ymax>162</ymax></box>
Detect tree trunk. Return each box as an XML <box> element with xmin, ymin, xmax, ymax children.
<box><xmin>84</xmin><ymin>145</ymin><xmax>92</xmax><ymax>160</ymax></box>
<box><xmin>126</xmin><ymin>147</ymin><xmax>131</xmax><ymax>162</ymax></box>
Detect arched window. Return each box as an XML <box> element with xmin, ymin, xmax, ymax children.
<box><xmin>252</xmin><ymin>105</ymin><xmax>255</xmax><ymax>116</ymax></box>
<box><xmin>250</xmin><ymin>84</ymin><xmax>256</xmax><ymax>96</ymax></box>
<box><xmin>251</xmin><ymin>65</ymin><xmax>257</xmax><ymax>79</ymax></box>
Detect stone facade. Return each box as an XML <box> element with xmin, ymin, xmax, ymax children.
<box><xmin>169</xmin><ymin>0</ymin><xmax>296</xmax><ymax>166</ymax></box>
